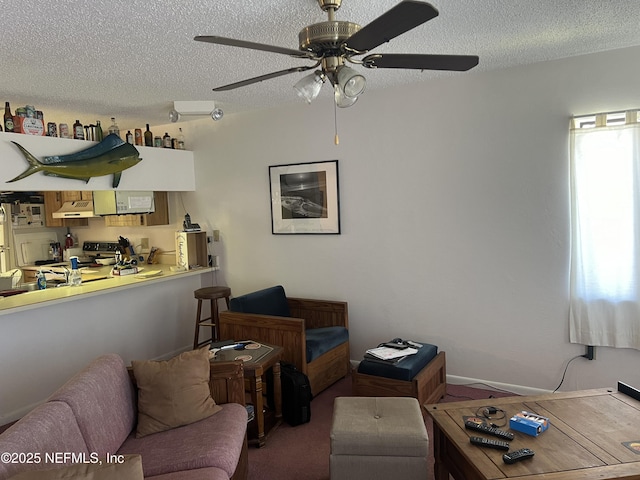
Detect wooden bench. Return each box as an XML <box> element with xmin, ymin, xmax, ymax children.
<box><xmin>351</xmin><ymin>351</ymin><xmax>447</xmax><ymax>409</ymax></box>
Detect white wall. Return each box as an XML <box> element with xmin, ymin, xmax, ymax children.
<box><xmin>173</xmin><ymin>46</ymin><xmax>640</xmax><ymax>393</ymax></box>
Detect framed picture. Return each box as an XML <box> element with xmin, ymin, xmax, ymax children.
<box><xmin>269</xmin><ymin>160</ymin><xmax>341</xmax><ymax>234</ymax></box>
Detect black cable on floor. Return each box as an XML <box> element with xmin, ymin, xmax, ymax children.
<box><xmin>553</xmin><ymin>355</ymin><xmax>583</xmax><ymax>392</ymax></box>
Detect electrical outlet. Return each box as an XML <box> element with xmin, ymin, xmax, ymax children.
<box><xmin>140</xmin><ymin>237</ymin><xmax>149</xmax><ymax>251</ymax></box>
<box><xmin>584</xmin><ymin>345</ymin><xmax>595</xmax><ymax>360</ymax></box>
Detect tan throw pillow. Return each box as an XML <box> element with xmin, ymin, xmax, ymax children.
<box><xmin>9</xmin><ymin>454</ymin><xmax>143</xmax><ymax>479</ymax></box>
<box><xmin>132</xmin><ymin>348</ymin><xmax>222</xmax><ymax>438</ymax></box>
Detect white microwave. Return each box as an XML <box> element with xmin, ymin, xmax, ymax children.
<box><xmin>92</xmin><ymin>191</ymin><xmax>156</xmax><ymax>216</ymax></box>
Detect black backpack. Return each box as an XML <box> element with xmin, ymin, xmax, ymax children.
<box><xmin>280</xmin><ymin>362</ymin><xmax>312</xmax><ymax>426</ymax></box>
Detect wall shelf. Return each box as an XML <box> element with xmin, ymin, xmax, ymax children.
<box><xmin>0</xmin><ymin>132</ymin><xmax>195</xmax><ymax>191</ymax></box>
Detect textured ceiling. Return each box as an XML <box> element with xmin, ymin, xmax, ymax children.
<box><xmin>2</xmin><ymin>0</ymin><xmax>640</xmax><ymax>131</ymax></box>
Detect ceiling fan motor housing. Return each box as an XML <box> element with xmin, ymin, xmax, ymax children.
<box><xmin>299</xmin><ymin>21</ymin><xmax>361</xmax><ymax>57</ymax></box>
<box><xmin>317</xmin><ymin>0</ymin><xmax>342</xmax><ymax>12</ymax></box>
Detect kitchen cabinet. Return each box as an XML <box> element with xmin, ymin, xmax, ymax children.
<box><xmin>102</xmin><ymin>191</ymin><xmax>169</xmax><ymax>226</ymax></box>
<box><xmin>44</xmin><ymin>191</ymin><xmax>93</xmax><ymax>227</ymax></box>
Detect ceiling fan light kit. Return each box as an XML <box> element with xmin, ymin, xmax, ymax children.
<box><xmin>294</xmin><ymin>71</ymin><xmax>326</xmax><ymax>104</ymax></box>
<box><xmin>336</xmin><ymin>65</ymin><xmax>366</xmax><ymax>98</ymax></box>
<box><xmin>195</xmin><ymin>0</ymin><xmax>479</xmax><ymax>109</ymax></box>
<box><xmin>334</xmin><ymin>84</ymin><xmax>357</xmax><ymax>108</ymax></box>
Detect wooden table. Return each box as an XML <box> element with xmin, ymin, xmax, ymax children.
<box><xmin>211</xmin><ymin>342</ymin><xmax>283</xmax><ymax>447</ymax></box>
<box><xmin>425</xmin><ymin>388</ymin><xmax>640</xmax><ymax>480</ymax></box>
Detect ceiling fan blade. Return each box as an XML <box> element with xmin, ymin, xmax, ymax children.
<box><xmin>195</xmin><ymin>35</ymin><xmax>316</xmax><ymax>59</ymax></box>
<box><xmin>363</xmin><ymin>53</ymin><xmax>479</xmax><ymax>71</ymax></box>
<box><xmin>345</xmin><ymin>1</ymin><xmax>439</xmax><ymax>53</ymax></box>
<box><xmin>212</xmin><ymin>66</ymin><xmax>317</xmax><ymax>91</ymax></box>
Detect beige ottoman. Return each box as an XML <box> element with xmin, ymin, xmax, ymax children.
<box><xmin>330</xmin><ymin>397</ymin><xmax>429</xmax><ymax>480</ymax></box>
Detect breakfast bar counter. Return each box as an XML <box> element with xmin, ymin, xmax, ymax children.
<box><xmin>0</xmin><ymin>264</ymin><xmax>220</xmax><ymax>426</ymax></box>
<box><xmin>0</xmin><ymin>265</ymin><xmax>214</xmax><ymax>315</ymax></box>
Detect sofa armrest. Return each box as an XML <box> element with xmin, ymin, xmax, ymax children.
<box><xmin>287</xmin><ymin>297</ymin><xmax>349</xmax><ymax>330</ymax></box>
<box><xmin>219</xmin><ymin>311</ymin><xmax>307</xmax><ymax>373</ymax></box>
<box><xmin>209</xmin><ymin>359</ymin><xmax>245</xmax><ymax>405</ymax></box>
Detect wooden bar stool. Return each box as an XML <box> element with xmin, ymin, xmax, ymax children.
<box><xmin>193</xmin><ymin>286</ymin><xmax>231</xmax><ymax>349</ymax></box>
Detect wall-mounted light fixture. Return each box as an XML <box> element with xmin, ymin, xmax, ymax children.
<box><xmin>169</xmin><ymin>101</ymin><xmax>224</xmax><ymax>122</ymax></box>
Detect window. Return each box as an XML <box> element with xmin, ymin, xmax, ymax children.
<box><xmin>569</xmin><ymin>110</ymin><xmax>640</xmax><ymax>350</ymax></box>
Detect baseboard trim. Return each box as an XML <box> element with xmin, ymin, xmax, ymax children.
<box><xmin>350</xmin><ymin>360</ymin><xmax>551</xmax><ymax>397</ymax></box>
<box><xmin>447</xmin><ymin>375</ymin><xmax>551</xmax><ymax>397</ymax></box>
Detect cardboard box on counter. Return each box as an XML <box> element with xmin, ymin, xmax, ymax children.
<box><xmin>111</xmin><ymin>266</ymin><xmax>139</xmax><ymax>276</ymax></box>
<box><xmin>175</xmin><ymin>231</ymin><xmax>207</xmax><ymax>270</ymax></box>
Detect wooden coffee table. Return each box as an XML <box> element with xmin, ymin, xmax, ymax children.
<box><xmin>425</xmin><ymin>388</ymin><xmax>640</xmax><ymax>480</ymax></box>
<box><xmin>211</xmin><ymin>342</ymin><xmax>282</xmax><ymax>447</ymax></box>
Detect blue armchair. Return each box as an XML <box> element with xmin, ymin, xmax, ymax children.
<box><xmin>219</xmin><ymin>285</ymin><xmax>349</xmax><ymax>396</ymax></box>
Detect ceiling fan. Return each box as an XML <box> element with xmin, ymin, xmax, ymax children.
<box><xmin>195</xmin><ymin>0</ymin><xmax>479</xmax><ymax>108</ymax></box>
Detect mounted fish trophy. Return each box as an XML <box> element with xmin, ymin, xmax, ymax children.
<box><xmin>8</xmin><ymin>134</ymin><xmax>142</xmax><ymax>188</ymax></box>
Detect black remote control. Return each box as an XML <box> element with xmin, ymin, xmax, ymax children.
<box><xmin>465</xmin><ymin>420</ymin><xmax>515</xmax><ymax>440</ymax></box>
<box><xmin>503</xmin><ymin>448</ymin><xmax>535</xmax><ymax>464</ymax></box>
<box><xmin>469</xmin><ymin>436</ymin><xmax>510</xmax><ymax>450</ymax></box>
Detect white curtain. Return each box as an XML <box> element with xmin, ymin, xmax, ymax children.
<box><xmin>570</xmin><ymin>113</ymin><xmax>640</xmax><ymax>349</ymax></box>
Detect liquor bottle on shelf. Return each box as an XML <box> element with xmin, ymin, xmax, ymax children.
<box><xmin>134</xmin><ymin>128</ymin><xmax>143</xmax><ymax>145</ymax></box>
<box><xmin>108</xmin><ymin>117</ymin><xmax>120</xmax><ymax>138</ymax></box>
<box><xmin>95</xmin><ymin>120</ymin><xmax>103</xmax><ymax>141</ymax></box>
<box><xmin>163</xmin><ymin>132</ymin><xmax>172</xmax><ymax>148</ymax></box>
<box><xmin>4</xmin><ymin>102</ymin><xmax>14</xmax><ymax>133</ymax></box>
<box><xmin>144</xmin><ymin>124</ymin><xmax>153</xmax><ymax>146</ymax></box>
<box><xmin>177</xmin><ymin>128</ymin><xmax>185</xmax><ymax>150</ymax></box>
<box><xmin>126</xmin><ymin>130</ymin><xmax>133</xmax><ymax>144</ymax></box>
<box><xmin>73</xmin><ymin>119</ymin><xmax>84</xmax><ymax>140</ymax></box>
<box><xmin>59</xmin><ymin>123</ymin><xmax>69</xmax><ymax>138</ymax></box>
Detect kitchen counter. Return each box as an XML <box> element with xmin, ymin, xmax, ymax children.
<box><xmin>1</xmin><ymin>263</ymin><xmax>220</xmax><ymax>424</ymax></box>
<box><xmin>0</xmin><ymin>264</ymin><xmax>214</xmax><ymax>315</ymax></box>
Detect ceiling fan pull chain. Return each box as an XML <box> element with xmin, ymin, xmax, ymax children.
<box><xmin>334</xmin><ymin>96</ymin><xmax>340</xmax><ymax>145</ymax></box>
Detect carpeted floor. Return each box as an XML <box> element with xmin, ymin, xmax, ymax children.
<box><xmin>247</xmin><ymin>374</ymin><xmax>515</xmax><ymax>480</ymax></box>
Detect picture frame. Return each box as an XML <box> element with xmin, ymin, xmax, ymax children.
<box><xmin>269</xmin><ymin>160</ymin><xmax>340</xmax><ymax>234</ymax></box>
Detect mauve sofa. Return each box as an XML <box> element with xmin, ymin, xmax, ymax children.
<box><xmin>0</xmin><ymin>354</ymin><xmax>248</xmax><ymax>480</ymax></box>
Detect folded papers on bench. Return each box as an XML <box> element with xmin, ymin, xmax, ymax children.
<box><xmin>365</xmin><ymin>346</ymin><xmax>418</xmax><ymax>362</ymax></box>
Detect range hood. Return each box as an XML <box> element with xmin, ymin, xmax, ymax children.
<box><xmin>52</xmin><ymin>200</ymin><xmax>96</xmax><ymax>218</ymax></box>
